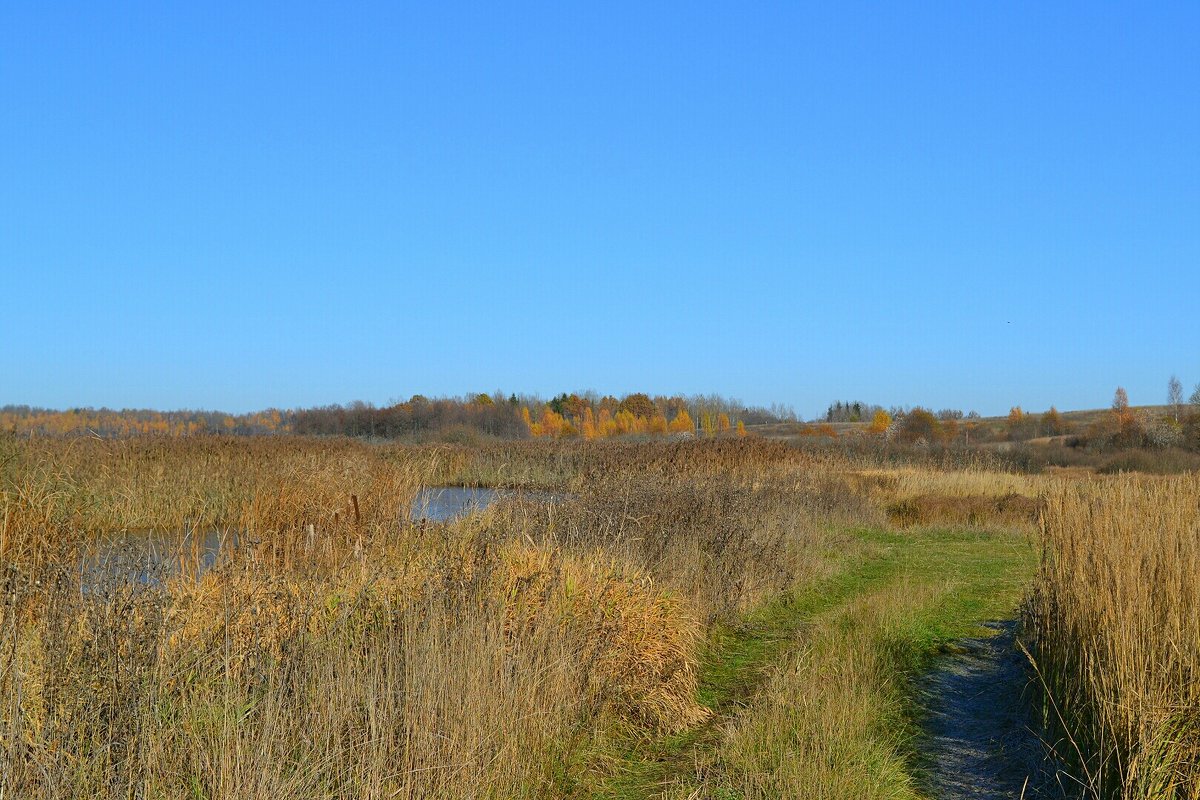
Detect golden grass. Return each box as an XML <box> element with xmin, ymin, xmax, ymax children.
<box><xmin>696</xmin><ymin>583</ymin><xmax>938</xmax><ymax>800</ymax></box>
<box><xmin>843</xmin><ymin>464</ymin><xmax>1053</xmax><ymax>531</ymax></box>
<box><xmin>1</xmin><ymin>435</ymin><xmax>841</xmax><ymax>797</ymax></box>
<box><xmin>7</xmin><ymin>433</ymin><xmax>1193</xmax><ymax>797</ymax></box>
<box><xmin>0</xmin><ymin>437</ymin><xmax>451</xmax><ymax>561</ymax></box>
<box><xmin>885</xmin><ymin>492</ymin><xmax>1041</xmax><ymax>528</ymax></box>
<box><xmin>0</xmin><ymin>519</ymin><xmax>711</xmax><ymax>797</ymax></box>
<box><xmin>1025</xmin><ymin>474</ymin><xmax>1200</xmax><ymax>799</ymax></box>
<box><xmin>850</xmin><ymin>465</ymin><xmax>1045</xmax><ymax>500</ymax></box>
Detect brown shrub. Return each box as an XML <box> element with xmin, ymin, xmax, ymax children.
<box><xmin>886</xmin><ymin>493</ymin><xmax>1041</xmax><ymax>528</ymax></box>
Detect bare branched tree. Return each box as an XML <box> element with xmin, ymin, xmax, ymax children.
<box><xmin>1168</xmin><ymin>375</ymin><xmax>1184</xmax><ymax>422</ymax></box>
<box><xmin>1112</xmin><ymin>386</ymin><xmax>1130</xmax><ymax>414</ymax></box>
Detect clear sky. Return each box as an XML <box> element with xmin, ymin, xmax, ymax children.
<box><xmin>2</xmin><ymin>2</ymin><xmax>1197</xmax><ymax>417</ymax></box>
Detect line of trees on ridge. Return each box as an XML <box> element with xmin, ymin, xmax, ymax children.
<box><xmin>1</xmin><ymin>392</ymin><xmax>796</xmax><ymax>441</ymax></box>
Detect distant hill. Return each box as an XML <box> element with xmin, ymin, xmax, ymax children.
<box><xmin>748</xmin><ymin>404</ymin><xmax>1185</xmax><ymax>441</ymax></box>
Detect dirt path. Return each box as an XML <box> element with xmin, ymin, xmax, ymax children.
<box><xmin>918</xmin><ymin>621</ymin><xmax>1066</xmax><ymax>800</ymax></box>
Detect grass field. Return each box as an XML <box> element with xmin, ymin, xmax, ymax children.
<box><xmin>1</xmin><ymin>434</ymin><xmax>1195</xmax><ymax>798</ymax></box>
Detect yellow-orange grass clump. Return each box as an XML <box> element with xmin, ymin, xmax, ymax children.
<box><xmin>0</xmin><ymin>436</ymin><xmax>453</xmax><ymax>545</ymax></box>
<box><xmin>495</xmin><ymin>544</ymin><xmax>707</xmax><ymax>731</ymax></box>
<box><xmin>1025</xmin><ymin>475</ymin><xmax>1200</xmax><ymax>799</ymax></box>
<box><xmin>157</xmin><ymin>532</ymin><xmax>706</xmax><ymax>733</ymax></box>
<box><xmin>1</xmin><ymin>528</ymin><xmax>706</xmax><ymax>798</ymax></box>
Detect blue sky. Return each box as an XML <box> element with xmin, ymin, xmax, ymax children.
<box><xmin>2</xmin><ymin>2</ymin><xmax>1197</xmax><ymax>417</ymax></box>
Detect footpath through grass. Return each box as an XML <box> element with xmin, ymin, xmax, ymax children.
<box><xmin>573</xmin><ymin>525</ymin><xmax>1037</xmax><ymax>799</ymax></box>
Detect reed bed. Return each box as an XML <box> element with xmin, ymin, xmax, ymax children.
<box><xmin>7</xmin><ymin>539</ymin><xmax>715</xmax><ymax>793</ymax></box>
<box><xmin>1025</xmin><ymin>475</ymin><xmax>1200</xmax><ymax>798</ymax></box>
<box><xmin>12</xmin><ymin>433</ymin><xmax>1158</xmax><ymax>798</ymax></box>
<box><xmin>847</xmin><ymin>465</ymin><xmax>1045</xmax><ymax>501</ymax></box>
<box><xmin>0</xmin><ymin>505</ymin><xmax>708</xmax><ymax>797</ymax></box>
<box><xmin>0</xmin><ymin>435</ymin><xmax>851</xmax><ymax>798</ymax></box>
<box><xmin>0</xmin><ymin>436</ymin><xmax>456</xmax><ymax>554</ymax></box>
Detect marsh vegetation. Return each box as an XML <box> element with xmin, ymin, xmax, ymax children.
<box><xmin>0</xmin><ymin>435</ymin><xmax>1194</xmax><ymax>798</ymax></box>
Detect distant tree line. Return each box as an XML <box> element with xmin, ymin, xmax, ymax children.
<box><xmin>868</xmin><ymin>376</ymin><xmax>1200</xmax><ymax>453</ymax></box>
<box><xmin>1073</xmin><ymin>380</ymin><xmax>1200</xmax><ymax>452</ymax></box>
<box><xmin>997</xmin><ymin>378</ymin><xmax>1200</xmax><ymax>452</ymax></box>
<box><xmin>291</xmin><ymin>396</ymin><xmax>528</xmax><ymax>439</ymax></box>
<box><xmin>519</xmin><ymin>392</ymin><xmax>790</xmax><ymax>439</ymax></box>
<box><xmin>0</xmin><ymin>406</ymin><xmax>287</xmax><ymax>437</ymax></box>
<box><xmin>824</xmin><ymin>401</ymin><xmax>886</xmax><ymax>423</ymax></box>
<box><xmin>1</xmin><ymin>392</ymin><xmax>797</xmax><ymax>441</ymax></box>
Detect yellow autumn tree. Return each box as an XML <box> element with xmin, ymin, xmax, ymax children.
<box><xmin>940</xmin><ymin>416</ymin><xmax>959</xmax><ymax>444</ymax></box>
<box><xmin>539</xmin><ymin>409</ymin><xmax>568</xmax><ymax>438</ymax></box>
<box><xmin>868</xmin><ymin>409</ymin><xmax>892</xmax><ymax>435</ymax></box>
<box><xmin>522</xmin><ymin>407</ymin><xmax>543</xmax><ymax>437</ymax></box>
<box><xmin>597</xmin><ymin>407</ymin><xmax>617</xmax><ymax>437</ymax></box>
<box><xmin>580</xmin><ymin>406</ymin><xmax>597</xmax><ymax>439</ymax></box>
<box><xmin>614</xmin><ymin>409</ymin><xmax>638</xmax><ymax>435</ymax></box>
<box><xmin>669</xmin><ymin>409</ymin><xmax>694</xmax><ymax>434</ymax></box>
<box><xmin>717</xmin><ymin>412</ymin><xmax>731</xmax><ymax>434</ymax></box>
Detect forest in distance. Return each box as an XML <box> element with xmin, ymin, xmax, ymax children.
<box><xmin>0</xmin><ymin>392</ymin><xmax>790</xmax><ymax>440</ymax></box>
<box><xmin>6</xmin><ymin>378</ymin><xmax>1200</xmax><ymax>469</ymax></box>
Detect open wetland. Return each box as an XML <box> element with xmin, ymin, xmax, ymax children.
<box><xmin>1</xmin><ymin>436</ymin><xmax>1194</xmax><ymax>799</ymax></box>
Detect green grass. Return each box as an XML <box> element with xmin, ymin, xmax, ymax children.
<box><xmin>570</xmin><ymin>525</ymin><xmax>1038</xmax><ymax>799</ymax></box>
<box><xmin>853</xmin><ymin>526</ymin><xmax>1036</xmax><ymax>643</ymax></box>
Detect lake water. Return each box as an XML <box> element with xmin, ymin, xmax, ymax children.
<box><xmin>81</xmin><ymin>527</ymin><xmax>234</xmax><ymax>586</ymax></box>
<box><xmin>85</xmin><ymin>486</ymin><xmax>553</xmax><ymax>583</ymax></box>
<box><xmin>410</xmin><ymin>486</ymin><xmax>504</xmax><ymax>522</ymax></box>
<box><xmin>410</xmin><ymin>486</ymin><xmax>568</xmax><ymax>522</ymax></box>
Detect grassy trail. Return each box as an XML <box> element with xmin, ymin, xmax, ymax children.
<box><xmin>579</xmin><ymin>526</ymin><xmax>1038</xmax><ymax>799</ymax></box>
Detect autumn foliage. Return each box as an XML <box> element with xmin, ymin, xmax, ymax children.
<box><xmin>0</xmin><ymin>406</ymin><xmax>286</xmax><ymax>437</ymax></box>
<box><xmin>868</xmin><ymin>409</ymin><xmax>892</xmax><ymax>435</ymax></box>
<box><xmin>521</xmin><ymin>394</ymin><xmax>747</xmax><ymax>440</ymax></box>
<box><xmin>1</xmin><ymin>392</ymin><xmax>764</xmax><ymax>443</ymax></box>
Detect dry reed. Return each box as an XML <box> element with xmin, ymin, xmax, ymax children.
<box><xmin>4</xmin><ymin>435</ymin><xmax>834</xmax><ymax>797</ymax></box>
<box><xmin>1025</xmin><ymin>475</ymin><xmax>1200</xmax><ymax>798</ymax></box>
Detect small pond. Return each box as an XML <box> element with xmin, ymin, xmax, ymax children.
<box><xmin>82</xmin><ymin>486</ymin><xmax>563</xmax><ymax>584</ymax></box>
<box><xmin>81</xmin><ymin>528</ymin><xmax>235</xmax><ymax>586</ymax></box>
<box><xmin>409</xmin><ymin>486</ymin><xmax>568</xmax><ymax>522</ymax></box>
<box><xmin>410</xmin><ymin>486</ymin><xmax>504</xmax><ymax>522</ymax></box>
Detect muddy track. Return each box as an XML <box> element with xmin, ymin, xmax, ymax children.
<box><xmin>918</xmin><ymin>621</ymin><xmax>1070</xmax><ymax>800</ymax></box>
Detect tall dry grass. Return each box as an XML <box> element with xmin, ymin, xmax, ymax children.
<box><xmin>0</xmin><ymin>435</ymin><xmax>850</xmax><ymax>797</ymax></box>
<box><xmin>1025</xmin><ymin>475</ymin><xmax>1200</xmax><ymax>798</ymax></box>
<box><xmin>0</xmin><ymin>436</ymin><xmax>454</xmax><ymax>569</ymax></box>
<box><xmin>0</xmin><ymin>520</ymin><xmax>710</xmax><ymax>798</ymax></box>
<box><xmin>853</xmin><ymin>465</ymin><xmax>1044</xmax><ymax>500</ymax></box>
<box><xmin>688</xmin><ymin>583</ymin><xmax>939</xmax><ymax>800</ymax></box>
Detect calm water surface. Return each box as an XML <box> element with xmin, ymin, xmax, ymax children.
<box><xmin>87</xmin><ymin>486</ymin><xmax>558</xmax><ymax>582</ymax></box>
<box><xmin>410</xmin><ymin>486</ymin><xmax>505</xmax><ymax>522</ymax></box>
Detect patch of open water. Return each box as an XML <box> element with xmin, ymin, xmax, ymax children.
<box><xmin>82</xmin><ymin>486</ymin><xmax>563</xmax><ymax>584</ymax></box>
<box><xmin>410</xmin><ymin>486</ymin><xmax>504</xmax><ymax>522</ymax></box>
